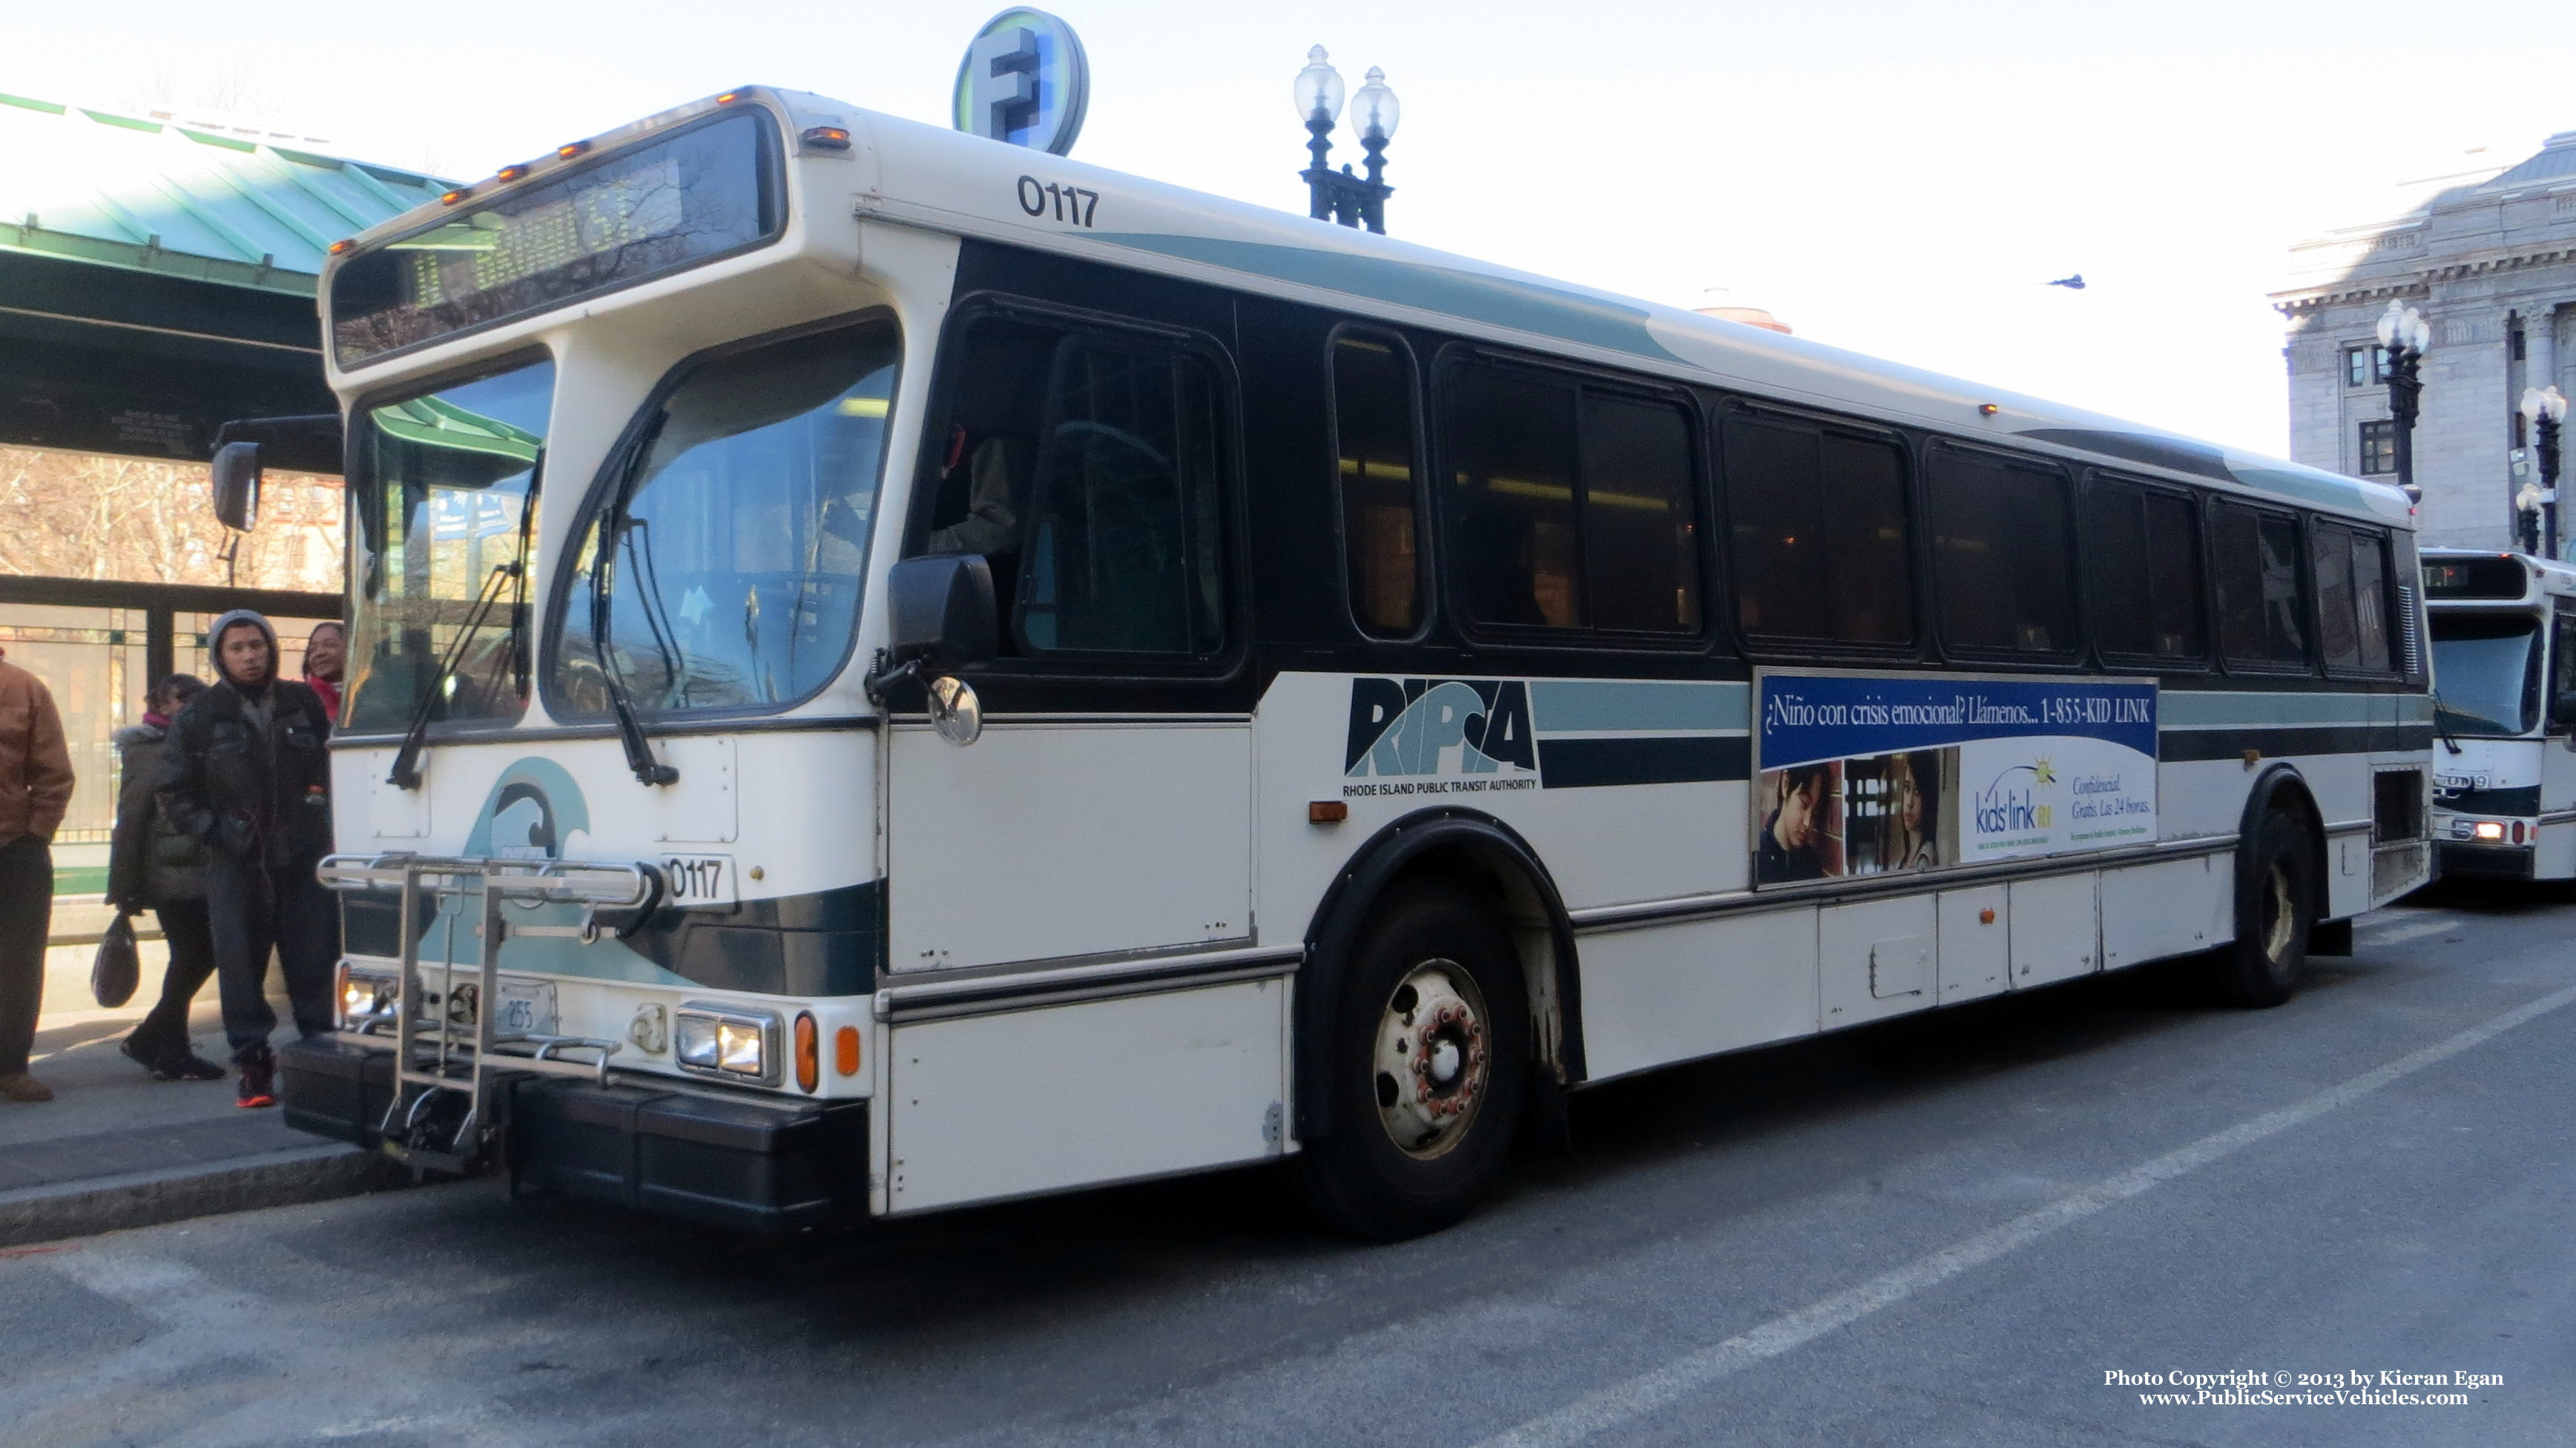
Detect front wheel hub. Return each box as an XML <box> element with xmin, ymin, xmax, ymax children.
<box><xmin>1372</xmin><ymin>961</ymin><xmax>1490</xmax><ymax>1159</ymax></box>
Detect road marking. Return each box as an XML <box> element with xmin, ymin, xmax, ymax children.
<box><xmin>1473</xmin><ymin>978</ymin><xmax>2576</xmax><ymax>1448</ymax></box>
<box><xmin>2358</xmin><ymin>913</ymin><xmax>2465</xmax><ymax>948</ymax></box>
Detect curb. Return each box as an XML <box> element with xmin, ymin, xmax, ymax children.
<box><xmin>0</xmin><ymin>1142</ymin><xmax>419</xmax><ymax>1248</ymax></box>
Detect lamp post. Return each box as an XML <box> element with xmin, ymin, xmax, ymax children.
<box><xmin>2524</xmin><ymin>384</ymin><xmax>2569</xmax><ymax>559</ymax></box>
<box><xmin>2376</xmin><ymin>300</ymin><xmax>2433</xmax><ymax>504</ymax></box>
<box><xmin>1295</xmin><ymin>47</ymin><xmax>1398</xmax><ymax>234</ymax></box>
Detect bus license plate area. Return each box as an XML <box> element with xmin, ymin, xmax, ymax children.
<box><xmin>662</xmin><ymin>855</ymin><xmax>737</xmax><ymax>908</ymax></box>
<box><xmin>495</xmin><ymin>979</ymin><xmax>558</xmax><ymax>1036</ymax></box>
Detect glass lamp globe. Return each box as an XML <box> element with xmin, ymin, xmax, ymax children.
<box><xmin>2375</xmin><ymin>300</ymin><xmax>2402</xmax><ymax>349</ymax></box>
<box><xmin>1352</xmin><ymin>67</ymin><xmax>1401</xmax><ymax>142</ymax></box>
<box><xmin>1294</xmin><ymin>46</ymin><xmax>1345</xmax><ymax>124</ymax></box>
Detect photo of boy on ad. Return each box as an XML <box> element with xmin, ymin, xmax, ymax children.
<box><xmin>1756</xmin><ymin>761</ymin><xmax>1842</xmax><ymax>883</ymax></box>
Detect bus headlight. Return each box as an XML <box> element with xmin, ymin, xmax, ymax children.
<box><xmin>337</xmin><ymin>965</ymin><xmax>395</xmax><ymax>1028</ymax></box>
<box><xmin>673</xmin><ymin>1004</ymin><xmax>780</xmax><ymax>1084</ymax></box>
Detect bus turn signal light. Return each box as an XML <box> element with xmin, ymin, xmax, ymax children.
<box><xmin>834</xmin><ymin>1025</ymin><xmax>861</xmax><ymax>1077</ymax></box>
<box><xmin>800</xmin><ymin>126</ymin><xmax>851</xmax><ymax>150</ymax></box>
<box><xmin>794</xmin><ymin>1013</ymin><xmax>819</xmax><ymax>1093</ymax></box>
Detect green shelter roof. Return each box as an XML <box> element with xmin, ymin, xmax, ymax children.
<box><xmin>0</xmin><ymin>92</ymin><xmax>449</xmax><ymax>297</ymax></box>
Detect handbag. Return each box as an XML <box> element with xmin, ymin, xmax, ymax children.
<box><xmin>90</xmin><ymin>912</ymin><xmax>140</xmax><ymax>1009</ymax></box>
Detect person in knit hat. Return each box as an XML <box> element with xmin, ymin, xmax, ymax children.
<box><xmin>154</xmin><ymin>611</ymin><xmax>337</xmax><ymax>1108</ymax></box>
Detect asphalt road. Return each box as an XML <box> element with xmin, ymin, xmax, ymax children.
<box><xmin>7</xmin><ymin>885</ymin><xmax>2574</xmax><ymax>1448</ymax></box>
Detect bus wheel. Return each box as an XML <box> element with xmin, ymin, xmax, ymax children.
<box><xmin>1297</xmin><ymin>881</ymin><xmax>1529</xmax><ymax>1240</ymax></box>
<box><xmin>2216</xmin><ymin>809</ymin><xmax>2316</xmax><ymax>1008</ymax></box>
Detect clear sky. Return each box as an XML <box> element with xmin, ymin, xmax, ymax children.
<box><xmin>9</xmin><ymin>1</ymin><xmax>2565</xmax><ymax>459</ymax></box>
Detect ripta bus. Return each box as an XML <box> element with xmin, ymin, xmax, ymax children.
<box><xmin>235</xmin><ymin>86</ymin><xmax>2434</xmax><ymax>1240</ymax></box>
<box><xmin>2422</xmin><ymin>549</ymin><xmax>2576</xmax><ymax>881</ymax></box>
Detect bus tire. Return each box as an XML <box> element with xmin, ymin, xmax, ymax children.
<box><xmin>1295</xmin><ymin>881</ymin><xmax>1529</xmax><ymax>1241</ymax></box>
<box><xmin>2216</xmin><ymin>809</ymin><xmax>2316</xmax><ymax>1008</ymax></box>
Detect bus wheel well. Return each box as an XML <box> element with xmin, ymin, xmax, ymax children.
<box><xmin>1297</xmin><ymin>810</ymin><xmax>1584</xmax><ymax>1142</ymax></box>
<box><xmin>2239</xmin><ymin>766</ymin><xmax>2329</xmax><ymax>922</ymax></box>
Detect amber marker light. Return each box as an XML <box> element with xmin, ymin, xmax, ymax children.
<box><xmin>1977</xmin><ymin>403</ymin><xmax>2000</xmax><ymax>417</ymax></box>
<box><xmin>328</xmin><ymin>239</ymin><xmax>352</xmax><ymax>254</ymax></box>
<box><xmin>794</xmin><ymin>1013</ymin><xmax>820</xmax><ymax>1093</ymax></box>
<box><xmin>556</xmin><ymin>140</ymin><xmax>591</xmax><ymax>159</ymax></box>
<box><xmin>1309</xmin><ymin>800</ymin><xmax>1349</xmax><ymax>824</ymax></box>
<box><xmin>800</xmin><ymin>125</ymin><xmax>851</xmax><ymax>150</ymax></box>
<box><xmin>834</xmin><ymin>1025</ymin><xmax>861</xmax><ymax>1077</ymax></box>
<box><xmin>716</xmin><ymin>91</ymin><xmax>741</xmax><ymax>105</ymax></box>
<box><xmin>440</xmin><ymin>188</ymin><xmax>470</xmax><ymax>205</ymax></box>
<box><xmin>496</xmin><ymin>163</ymin><xmax>530</xmax><ymax>182</ymax></box>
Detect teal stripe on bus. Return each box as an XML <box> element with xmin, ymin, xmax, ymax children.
<box><xmin>1529</xmin><ymin>679</ymin><xmax>1747</xmax><ymax>734</ymax></box>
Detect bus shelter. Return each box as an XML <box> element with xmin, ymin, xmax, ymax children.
<box><xmin>0</xmin><ymin>90</ymin><xmax>442</xmax><ymax>912</ymax></box>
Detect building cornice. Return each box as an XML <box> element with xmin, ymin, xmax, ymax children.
<box><xmin>2271</xmin><ymin>238</ymin><xmax>2575</xmax><ymax>315</ymax></box>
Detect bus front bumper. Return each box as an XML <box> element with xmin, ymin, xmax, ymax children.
<box><xmin>2437</xmin><ymin>841</ymin><xmax>2535</xmax><ymax>880</ymax></box>
<box><xmin>277</xmin><ymin>1038</ymin><xmax>869</xmax><ymax>1233</ymax></box>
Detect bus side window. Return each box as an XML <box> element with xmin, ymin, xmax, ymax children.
<box><xmin>2552</xmin><ymin>608</ymin><xmax>2576</xmax><ymax>725</ymax></box>
<box><xmin>1330</xmin><ymin>333</ymin><xmax>1423</xmax><ymax>637</ymax></box>
<box><xmin>2313</xmin><ymin>523</ymin><xmax>2362</xmax><ymax>672</ymax></box>
<box><xmin>2214</xmin><ymin>503</ymin><xmax>2309</xmax><ymax>669</ymax></box>
<box><xmin>1928</xmin><ymin>448</ymin><xmax>2078</xmax><ymax>657</ymax></box>
<box><xmin>2349</xmin><ymin>530</ymin><xmax>2393</xmax><ymax>674</ymax></box>
<box><xmin>1722</xmin><ymin>415</ymin><xmax>1912</xmax><ymax>646</ymax></box>
<box><xmin>1440</xmin><ymin>359</ymin><xmax>1704</xmax><ymax>638</ymax></box>
<box><xmin>2086</xmin><ymin>479</ymin><xmax>2207</xmax><ymax>665</ymax></box>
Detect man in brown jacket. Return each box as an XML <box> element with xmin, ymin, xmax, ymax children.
<box><xmin>0</xmin><ymin>643</ymin><xmax>75</xmax><ymax>1102</ymax></box>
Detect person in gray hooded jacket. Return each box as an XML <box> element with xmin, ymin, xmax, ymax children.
<box><xmin>106</xmin><ymin>673</ymin><xmax>225</xmax><ymax>1080</ymax></box>
<box><xmin>154</xmin><ymin>611</ymin><xmax>337</xmax><ymax>1108</ymax></box>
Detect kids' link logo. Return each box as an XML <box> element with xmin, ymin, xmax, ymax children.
<box><xmin>1974</xmin><ymin>757</ymin><xmax>2056</xmax><ymax>836</ymax></box>
<box><xmin>1345</xmin><ymin>679</ymin><xmax>1537</xmax><ymax>778</ymax></box>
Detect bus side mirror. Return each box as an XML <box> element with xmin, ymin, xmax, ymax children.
<box><xmin>887</xmin><ymin>553</ymin><xmax>997</xmax><ymax>671</ymax></box>
<box><xmin>211</xmin><ymin>441</ymin><xmax>263</xmax><ymax>531</ymax></box>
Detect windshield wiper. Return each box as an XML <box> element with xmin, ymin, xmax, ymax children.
<box><xmin>2431</xmin><ymin>705</ymin><xmax>2465</xmax><ymax>756</ymax></box>
<box><xmin>592</xmin><ymin>526</ymin><xmax>679</xmax><ymax>788</ymax></box>
<box><xmin>388</xmin><ymin>561</ymin><xmax>523</xmax><ymax>790</ymax></box>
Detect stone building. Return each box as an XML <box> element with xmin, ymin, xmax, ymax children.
<box><xmin>2274</xmin><ymin>130</ymin><xmax>2576</xmax><ymax>550</ymax></box>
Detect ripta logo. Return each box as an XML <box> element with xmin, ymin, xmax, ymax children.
<box><xmin>1345</xmin><ymin>679</ymin><xmax>1538</xmax><ymax>778</ymax></box>
<box><xmin>1973</xmin><ymin>757</ymin><xmax>2055</xmax><ymax>835</ymax></box>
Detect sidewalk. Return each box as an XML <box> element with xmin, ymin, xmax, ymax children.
<box><xmin>1</xmin><ymin>935</ymin><xmax>411</xmax><ymax>1247</ymax></box>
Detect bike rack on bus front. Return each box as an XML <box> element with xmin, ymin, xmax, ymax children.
<box><xmin>319</xmin><ymin>852</ymin><xmax>660</xmax><ymax>1172</ymax></box>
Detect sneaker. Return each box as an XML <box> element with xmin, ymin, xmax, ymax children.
<box><xmin>236</xmin><ymin>1052</ymin><xmax>276</xmax><ymax>1109</ymax></box>
<box><xmin>119</xmin><ymin>1033</ymin><xmax>170</xmax><ymax>1073</ymax></box>
<box><xmin>0</xmin><ymin>1073</ymin><xmax>55</xmax><ymax>1103</ymax></box>
<box><xmin>158</xmin><ymin>1050</ymin><xmax>228</xmax><ymax>1084</ymax></box>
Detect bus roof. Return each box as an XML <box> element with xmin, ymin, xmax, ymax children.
<box><xmin>335</xmin><ymin>86</ymin><xmax>2411</xmax><ymax>527</ymax></box>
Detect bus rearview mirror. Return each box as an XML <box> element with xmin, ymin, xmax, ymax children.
<box><xmin>211</xmin><ymin>441</ymin><xmax>263</xmax><ymax>531</ymax></box>
<box><xmin>886</xmin><ymin>553</ymin><xmax>998</xmax><ymax>671</ymax></box>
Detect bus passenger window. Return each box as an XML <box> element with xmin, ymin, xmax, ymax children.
<box><xmin>1446</xmin><ymin>364</ymin><xmax>1583</xmax><ymax>628</ymax></box>
<box><xmin>1331</xmin><ymin>335</ymin><xmax>1423</xmax><ymax>636</ymax></box>
<box><xmin>1929</xmin><ymin>450</ymin><xmax>2077</xmax><ymax>656</ymax></box>
<box><xmin>2313</xmin><ymin>524</ymin><xmax>2363</xmax><ymax>672</ymax></box>
<box><xmin>2348</xmin><ymin>530</ymin><xmax>2394</xmax><ymax>674</ymax></box>
<box><xmin>2088</xmin><ymin>481</ymin><xmax>2206</xmax><ymax>663</ymax></box>
<box><xmin>1442</xmin><ymin>361</ymin><xmax>1704</xmax><ymax>637</ymax></box>
<box><xmin>2214</xmin><ymin>504</ymin><xmax>2308</xmax><ymax>668</ymax></box>
<box><xmin>1722</xmin><ymin>417</ymin><xmax>1912</xmax><ymax>646</ymax></box>
<box><xmin>1581</xmin><ymin>395</ymin><xmax>1701</xmax><ymax>634</ymax></box>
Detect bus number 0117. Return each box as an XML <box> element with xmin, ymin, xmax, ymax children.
<box><xmin>1018</xmin><ymin>176</ymin><xmax>1098</xmax><ymax>228</ymax></box>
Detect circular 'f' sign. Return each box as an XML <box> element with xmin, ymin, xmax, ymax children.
<box><xmin>952</xmin><ymin>9</ymin><xmax>1090</xmax><ymax>157</ymax></box>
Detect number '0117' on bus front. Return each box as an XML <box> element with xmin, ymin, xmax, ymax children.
<box><xmin>662</xmin><ymin>855</ymin><xmax>737</xmax><ymax>907</ymax></box>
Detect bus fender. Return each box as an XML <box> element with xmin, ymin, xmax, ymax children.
<box><xmin>1296</xmin><ymin>806</ymin><xmax>1584</xmax><ymax>1142</ymax></box>
<box><xmin>2236</xmin><ymin>763</ymin><xmax>2328</xmax><ymax>922</ymax></box>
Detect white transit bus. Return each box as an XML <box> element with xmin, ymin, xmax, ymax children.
<box><xmin>248</xmin><ymin>86</ymin><xmax>2434</xmax><ymax>1240</ymax></box>
<box><xmin>2422</xmin><ymin>549</ymin><xmax>2576</xmax><ymax>880</ymax></box>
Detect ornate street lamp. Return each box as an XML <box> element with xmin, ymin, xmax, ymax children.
<box><xmin>2375</xmin><ymin>300</ymin><xmax>2434</xmax><ymax>504</ymax></box>
<box><xmin>1295</xmin><ymin>47</ymin><xmax>1398</xmax><ymax>234</ymax></box>
<box><xmin>2523</xmin><ymin>384</ymin><xmax>2569</xmax><ymax>558</ymax></box>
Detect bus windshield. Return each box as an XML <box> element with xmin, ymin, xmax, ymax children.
<box><xmin>2430</xmin><ymin>612</ymin><xmax>2540</xmax><ymax>736</ymax></box>
<box><xmin>342</xmin><ymin>359</ymin><xmax>554</xmax><ymax>734</ymax></box>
